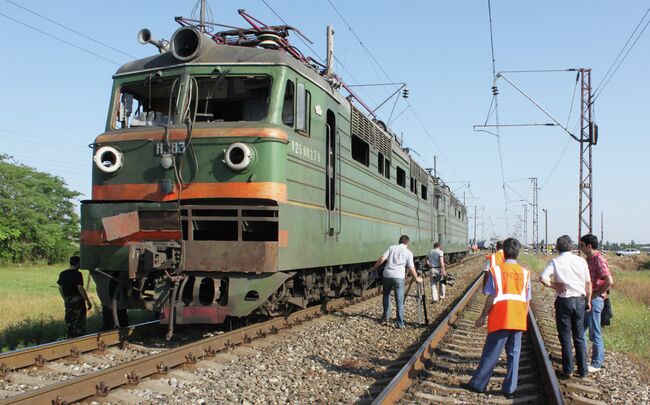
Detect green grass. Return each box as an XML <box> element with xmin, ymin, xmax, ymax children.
<box><xmin>606</xmin><ymin>290</ymin><xmax>650</xmax><ymax>361</ymax></box>
<box><xmin>605</xmin><ymin>264</ymin><xmax>650</xmax><ymax>362</ymax></box>
<box><xmin>0</xmin><ymin>264</ymin><xmax>152</xmax><ymax>351</ymax></box>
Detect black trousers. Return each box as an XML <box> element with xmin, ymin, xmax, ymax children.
<box><xmin>64</xmin><ymin>296</ymin><xmax>86</xmax><ymax>338</ymax></box>
<box><xmin>554</xmin><ymin>296</ymin><xmax>587</xmax><ymax>376</ymax></box>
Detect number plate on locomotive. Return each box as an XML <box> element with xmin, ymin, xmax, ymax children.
<box><xmin>155</xmin><ymin>142</ymin><xmax>186</xmax><ymax>155</ymax></box>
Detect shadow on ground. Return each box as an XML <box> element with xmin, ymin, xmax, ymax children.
<box><xmin>0</xmin><ymin>309</ymin><xmax>153</xmax><ymax>351</ymax></box>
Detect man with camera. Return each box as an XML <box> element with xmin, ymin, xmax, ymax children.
<box><xmin>425</xmin><ymin>242</ymin><xmax>447</xmax><ymax>302</ymax></box>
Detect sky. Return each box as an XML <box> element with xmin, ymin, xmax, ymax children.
<box><xmin>1</xmin><ymin>0</ymin><xmax>649</xmax><ymax>245</ymax></box>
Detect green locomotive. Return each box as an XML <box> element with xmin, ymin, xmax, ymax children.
<box><xmin>80</xmin><ymin>12</ymin><xmax>468</xmax><ymax>330</ymax></box>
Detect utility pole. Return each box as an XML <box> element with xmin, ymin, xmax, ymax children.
<box><xmin>522</xmin><ymin>204</ymin><xmax>528</xmax><ymax>246</ymax></box>
<box><xmin>578</xmin><ymin>68</ymin><xmax>595</xmax><ymax>243</ymax></box>
<box><xmin>542</xmin><ymin>208</ymin><xmax>548</xmax><ymax>253</ymax></box>
<box><xmin>531</xmin><ymin>177</ymin><xmax>539</xmax><ymax>252</ymax></box>
<box><xmin>474</xmin><ymin>205</ymin><xmax>477</xmax><ymax>245</ymax></box>
<box><xmin>601</xmin><ymin>211</ymin><xmax>604</xmax><ymax>246</ymax></box>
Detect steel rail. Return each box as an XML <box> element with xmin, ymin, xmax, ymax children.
<box><xmin>528</xmin><ymin>307</ymin><xmax>565</xmax><ymax>405</ymax></box>
<box><xmin>1</xmin><ymin>288</ymin><xmax>381</xmax><ymax>405</ymax></box>
<box><xmin>371</xmin><ymin>272</ymin><xmax>484</xmax><ymax>405</ymax></box>
<box><xmin>372</xmin><ymin>271</ymin><xmax>565</xmax><ymax>405</ymax></box>
<box><xmin>0</xmin><ymin>320</ymin><xmax>158</xmax><ymax>375</ymax></box>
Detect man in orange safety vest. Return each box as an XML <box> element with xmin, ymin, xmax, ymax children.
<box><xmin>482</xmin><ymin>240</ymin><xmax>504</xmax><ymax>289</ymax></box>
<box><xmin>465</xmin><ymin>238</ymin><xmax>531</xmax><ymax>399</ymax></box>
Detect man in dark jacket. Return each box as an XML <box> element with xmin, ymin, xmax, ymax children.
<box><xmin>57</xmin><ymin>256</ymin><xmax>92</xmax><ymax>338</ymax></box>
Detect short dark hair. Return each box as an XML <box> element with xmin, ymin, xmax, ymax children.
<box><xmin>69</xmin><ymin>256</ymin><xmax>80</xmax><ymax>266</ymax></box>
<box><xmin>580</xmin><ymin>234</ymin><xmax>599</xmax><ymax>250</ymax></box>
<box><xmin>556</xmin><ymin>235</ymin><xmax>572</xmax><ymax>252</ymax></box>
<box><xmin>503</xmin><ymin>238</ymin><xmax>520</xmax><ymax>260</ymax></box>
<box><xmin>433</xmin><ymin>242</ymin><xmax>441</xmax><ymax>248</ymax></box>
<box><xmin>399</xmin><ymin>235</ymin><xmax>410</xmax><ymax>244</ymax></box>
<box><xmin>496</xmin><ymin>241</ymin><xmax>504</xmax><ymax>250</ymax></box>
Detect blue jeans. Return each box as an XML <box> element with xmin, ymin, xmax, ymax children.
<box><xmin>584</xmin><ymin>296</ymin><xmax>605</xmax><ymax>367</ymax></box>
<box><xmin>469</xmin><ymin>329</ymin><xmax>522</xmax><ymax>395</ymax></box>
<box><xmin>382</xmin><ymin>277</ymin><xmax>405</xmax><ymax>327</ymax></box>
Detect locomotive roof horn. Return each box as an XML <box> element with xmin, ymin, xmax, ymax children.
<box><xmin>137</xmin><ymin>28</ymin><xmax>170</xmax><ymax>53</ymax></box>
<box><xmin>171</xmin><ymin>26</ymin><xmax>212</xmax><ymax>61</ymax></box>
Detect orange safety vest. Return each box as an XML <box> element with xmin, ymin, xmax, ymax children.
<box><xmin>487</xmin><ymin>262</ymin><xmax>530</xmax><ymax>333</ymax></box>
<box><xmin>485</xmin><ymin>250</ymin><xmax>505</xmax><ymax>271</ymax></box>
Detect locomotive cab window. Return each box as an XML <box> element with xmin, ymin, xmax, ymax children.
<box><xmin>351</xmin><ymin>135</ymin><xmax>370</xmax><ymax>166</ymax></box>
<box><xmin>421</xmin><ymin>185</ymin><xmax>428</xmax><ymax>200</ymax></box>
<box><xmin>190</xmin><ymin>75</ymin><xmax>271</xmax><ymax>122</ymax></box>
<box><xmin>113</xmin><ymin>76</ymin><xmax>180</xmax><ymax>129</ymax></box>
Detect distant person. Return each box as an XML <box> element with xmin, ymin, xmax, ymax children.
<box><xmin>579</xmin><ymin>234</ymin><xmax>614</xmax><ymax>372</ymax></box>
<box><xmin>425</xmin><ymin>242</ymin><xmax>447</xmax><ymax>302</ymax></box>
<box><xmin>483</xmin><ymin>241</ymin><xmax>504</xmax><ymax>289</ymax></box>
<box><xmin>371</xmin><ymin>235</ymin><xmax>423</xmax><ymax>329</ymax></box>
<box><xmin>57</xmin><ymin>256</ymin><xmax>92</xmax><ymax>338</ymax></box>
<box><xmin>539</xmin><ymin>235</ymin><xmax>591</xmax><ymax>378</ymax></box>
<box><xmin>465</xmin><ymin>238</ymin><xmax>531</xmax><ymax>398</ymax></box>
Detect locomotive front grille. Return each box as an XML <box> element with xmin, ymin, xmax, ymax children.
<box><xmin>180</xmin><ymin>204</ymin><xmax>279</xmax><ymax>242</ymax></box>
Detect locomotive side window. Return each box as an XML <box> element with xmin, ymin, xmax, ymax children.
<box><xmin>378</xmin><ymin>152</ymin><xmax>385</xmax><ymax>175</ymax></box>
<box><xmin>295</xmin><ymin>82</ymin><xmax>311</xmax><ymax>134</ymax></box>
<box><xmin>114</xmin><ymin>76</ymin><xmax>180</xmax><ymax>129</ymax></box>
<box><xmin>351</xmin><ymin>135</ymin><xmax>369</xmax><ymax>166</ymax></box>
<box><xmin>384</xmin><ymin>158</ymin><xmax>390</xmax><ymax>179</ymax></box>
<box><xmin>191</xmin><ymin>75</ymin><xmax>270</xmax><ymax>122</ymax></box>
<box><xmin>282</xmin><ymin>80</ymin><xmax>295</xmax><ymax>126</ymax></box>
<box><xmin>396</xmin><ymin>167</ymin><xmax>406</xmax><ymax>187</ymax></box>
<box><xmin>421</xmin><ymin>185</ymin><xmax>428</xmax><ymax>200</ymax></box>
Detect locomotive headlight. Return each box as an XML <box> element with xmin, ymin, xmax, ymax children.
<box><xmin>93</xmin><ymin>146</ymin><xmax>123</xmax><ymax>174</ymax></box>
<box><xmin>224</xmin><ymin>142</ymin><xmax>254</xmax><ymax>171</ymax></box>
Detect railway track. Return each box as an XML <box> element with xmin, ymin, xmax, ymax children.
<box><xmin>0</xmin><ymin>286</ymin><xmax>384</xmax><ymax>405</ymax></box>
<box><xmin>529</xmin><ymin>278</ymin><xmax>608</xmax><ymax>405</ymax></box>
<box><xmin>371</xmin><ymin>272</ymin><xmax>564</xmax><ymax>404</ymax></box>
<box><xmin>0</xmin><ymin>255</ymin><xmax>482</xmax><ymax>404</ymax></box>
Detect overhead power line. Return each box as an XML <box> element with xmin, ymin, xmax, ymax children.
<box><xmin>324</xmin><ymin>0</ymin><xmax>462</xmax><ymax>182</ymax></box>
<box><xmin>4</xmin><ymin>0</ymin><xmax>136</xmax><ymax>59</ymax></box>
<box><xmin>0</xmin><ymin>12</ymin><xmax>121</xmax><ymax>65</ymax></box>
<box><xmin>593</xmin><ymin>6</ymin><xmax>650</xmax><ymax>101</ymax></box>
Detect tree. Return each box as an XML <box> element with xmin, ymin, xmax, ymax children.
<box><xmin>0</xmin><ymin>155</ymin><xmax>80</xmax><ymax>263</ymax></box>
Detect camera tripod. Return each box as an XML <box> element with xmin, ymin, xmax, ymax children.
<box><xmin>404</xmin><ymin>268</ymin><xmax>429</xmax><ymax>325</ymax></box>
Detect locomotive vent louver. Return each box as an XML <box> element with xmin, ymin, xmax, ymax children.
<box><xmin>171</xmin><ymin>26</ymin><xmax>210</xmax><ymax>61</ymax></box>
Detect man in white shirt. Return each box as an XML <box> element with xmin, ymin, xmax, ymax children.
<box><xmin>539</xmin><ymin>235</ymin><xmax>592</xmax><ymax>378</ymax></box>
<box><xmin>425</xmin><ymin>242</ymin><xmax>447</xmax><ymax>302</ymax></box>
<box><xmin>371</xmin><ymin>235</ymin><xmax>423</xmax><ymax>329</ymax></box>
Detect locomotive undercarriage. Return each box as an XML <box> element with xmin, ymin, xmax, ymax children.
<box><xmin>95</xmin><ymin>262</ymin><xmax>379</xmax><ymax>328</ymax></box>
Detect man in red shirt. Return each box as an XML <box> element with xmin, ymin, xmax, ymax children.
<box><xmin>579</xmin><ymin>234</ymin><xmax>614</xmax><ymax>372</ymax></box>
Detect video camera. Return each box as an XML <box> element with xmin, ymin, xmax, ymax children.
<box><xmin>440</xmin><ymin>273</ymin><xmax>456</xmax><ymax>286</ymax></box>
